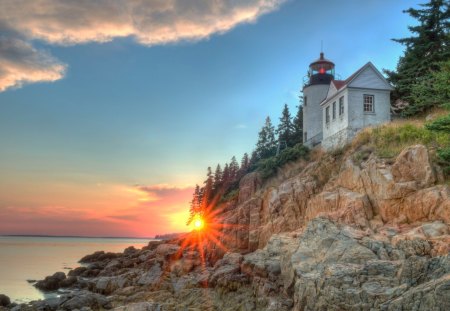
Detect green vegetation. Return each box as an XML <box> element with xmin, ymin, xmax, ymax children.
<box><xmin>352</xmin><ymin>118</ymin><xmax>450</xmax><ymax>177</ymax></box>
<box><xmin>187</xmin><ymin>103</ymin><xmax>306</xmax><ymax>220</ymax></box>
<box><xmin>354</xmin><ymin>123</ymin><xmax>449</xmax><ymax>158</ymax></box>
<box><xmin>257</xmin><ymin>143</ymin><xmax>309</xmax><ymax>179</ymax></box>
<box><xmin>386</xmin><ymin>0</ymin><xmax>449</xmax><ymax>116</ymax></box>
<box><xmin>426</xmin><ymin>105</ymin><xmax>450</xmax><ymax>173</ymax></box>
<box><xmin>188</xmin><ymin>0</ymin><xmax>450</xmax><ymax>219</ymax></box>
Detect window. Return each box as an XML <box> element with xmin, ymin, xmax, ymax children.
<box><xmin>339</xmin><ymin>96</ymin><xmax>344</xmax><ymax>116</ymax></box>
<box><xmin>363</xmin><ymin>94</ymin><xmax>374</xmax><ymax>112</ymax></box>
<box><xmin>325</xmin><ymin>106</ymin><xmax>330</xmax><ymax>123</ymax></box>
<box><xmin>304</xmin><ymin>96</ymin><xmax>307</xmax><ymax>106</ymax></box>
<box><xmin>332</xmin><ymin>102</ymin><xmax>336</xmax><ymax>119</ymax></box>
<box><xmin>304</xmin><ymin>131</ymin><xmax>307</xmax><ymax>142</ymax></box>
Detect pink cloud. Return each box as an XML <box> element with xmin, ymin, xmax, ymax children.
<box><xmin>0</xmin><ymin>0</ymin><xmax>287</xmax><ymax>91</ymax></box>
<box><xmin>0</xmin><ymin>183</ymin><xmax>194</xmax><ymax>237</ymax></box>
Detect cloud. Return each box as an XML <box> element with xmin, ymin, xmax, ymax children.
<box><xmin>0</xmin><ymin>32</ymin><xmax>66</xmax><ymax>91</ymax></box>
<box><xmin>134</xmin><ymin>184</ymin><xmax>193</xmax><ymax>210</ymax></box>
<box><xmin>0</xmin><ymin>0</ymin><xmax>287</xmax><ymax>91</ymax></box>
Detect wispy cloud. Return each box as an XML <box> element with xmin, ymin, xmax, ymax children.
<box><xmin>0</xmin><ymin>182</ymin><xmax>194</xmax><ymax>237</ymax></box>
<box><xmin>0</xmin><ymin>0</ymin><xmax>287</xmax><ymax>91</ymax></box>
<box><xmin>0</xmin><ymin>26</ymin><xmax>66</xmax><ymax>91</ymax></box>
<box><xmin>234</xmin><ymin>124</ymin><xmax>248</xmax><ymax>129</ymax></box>
<box><xmin>133</xmin><ymin>184</ymin><xmax>193</xmax><ymax>210</ymax></box>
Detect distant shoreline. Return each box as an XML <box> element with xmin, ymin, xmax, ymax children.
<box><xmin>0</xmin><ymin>234</ymin><xmax>155</xmax><ymax>239</ymax></box>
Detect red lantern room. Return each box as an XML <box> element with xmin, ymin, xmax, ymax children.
<box><xmin>307</xmin><ymin>52</ymin><xmax>335</xmax><ymax>85</ymax></box>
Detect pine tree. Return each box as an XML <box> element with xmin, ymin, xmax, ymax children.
<box><xmin>256</xmin><ymin>116</ymin><xmax>277</xmax><ymax>159</ymax></box>
<box><xmin>229</xmin><ymin>156</ymin><xmax>239</xmax><ymax>181</ymax></box>
<box><xmin>291</xmin><ymin>103</ymin><xmax>304</xmax><ymax>146</ymax></box>
<box><xmin>213</xmin><ymin>164</ymin><xmax>223</xmax><ymax>191</ymax></box>
<box><xmin>222</xmin><ymin>163</ymin><xmax>230</xmax><ymax>189</ymax></box>
<box><xmin>385</xmin><ymin>0</ymin><xmax>450</xmax><ymax>115</ymax></box>
<box><xmin>203</xmin><ymin>167</ymin><xmax>214</xmax><ymax>205</ymax></box>
<box><xmin>187</xmin><ymin>184</ymin><xmax>201</xmax><ymax>225</ymax></box>
<box><xmin>250</xmin><ymin>150</ymin><xmax>259</xmax><ymax>166</ymax></box>
<box><xmin>277</xmin><ymin>104</ymin><xmax>294</xmax><ymax>147</ymax></box>
<box><xmin>240</xmin><ymin>153</ymin><xmax>250</xmax><ymax>171</ymax></box>
<box><xmin>235</xmin><ymin>153</ymin><xmax>250</xmax><ymax>180</ymax></box>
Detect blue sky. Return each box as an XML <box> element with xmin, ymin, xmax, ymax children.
<box><xmin>0</xmin><ymin>0</ymin><xmax>417</xmax><ymax>236</ymax></box>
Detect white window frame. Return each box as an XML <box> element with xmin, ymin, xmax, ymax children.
<box><xmin>339</xmin><ymin>96</ymin><xmax>344</xmax><ymax>116</ymax></box>
<box><xmin>325</xmin><ymin>106</ymin><xmax>330</xmax><ymax>124</ymax></box>
<box><xmin>363</xmin><ymin>94</ymin><xmax>375</xmax><ymax>113</ymax></box>
<box><xmin>332</xmin><ymin>101</ymin><xmax>336</xmax><ymax>120</ymax></box>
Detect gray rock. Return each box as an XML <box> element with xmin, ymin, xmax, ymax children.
<box><xmin>137</xmin><ymin>264</ymin><xmax>163</xmax><ymax>286</ymax></box>
<box><xmin>0</xmin><ymin>294</ymin><xmax>10</xmax><ymax>307</ymax></box>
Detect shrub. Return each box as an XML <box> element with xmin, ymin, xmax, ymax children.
<box><xmin>257</xmin><ymin>144</ymin><xmax>309</xmax><ymax>179</ymax></box>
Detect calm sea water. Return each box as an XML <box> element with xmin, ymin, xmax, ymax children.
<box><xmin>0</xmin><ymin>236</ymin><xmax>151</xmax><ymax>303</ymax></box>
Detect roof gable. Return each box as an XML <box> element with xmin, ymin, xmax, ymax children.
<box><xmin>326</xmin><ymin>81</ymin><xmax>338</xmax><ymax>98</ymax></box>
<box><xmin>347</xmin><ymin>62</ymin><xmax>393</xmax><ymax>90</ymax></box>
<box><xmin>321</xmin><ymin>62</ymin><xmax>393</xmax><ymax>105</ymax></box>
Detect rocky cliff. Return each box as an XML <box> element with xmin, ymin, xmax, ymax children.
<box><xmin>3</xmin><ymin>144</ymin><xmax>449</xmax><ymax>311</ymax></box>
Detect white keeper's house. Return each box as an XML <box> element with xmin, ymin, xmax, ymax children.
<box><xmin>302</xmin><ymin>52</ymin><xmax>393</xmax><ymax>150</ymax></box>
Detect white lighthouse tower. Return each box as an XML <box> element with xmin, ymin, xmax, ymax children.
<box><xmin>302</xmin><ymin>52</ymin><xmax>335</xmax><ymax>147</ymax></box>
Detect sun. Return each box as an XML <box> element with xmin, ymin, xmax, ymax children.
<box><xmin>193</xmin><ymin>217</ymin><xmax>205</xmax><ymax>231</ymax></box>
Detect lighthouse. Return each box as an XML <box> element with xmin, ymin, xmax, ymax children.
<box><xmin>302</xmin><ymin>52</ymin><xmax>335</xmax><ymax>147</ymax></box>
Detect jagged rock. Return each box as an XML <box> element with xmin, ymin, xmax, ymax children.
<box><xmin>79</xmin><ymin>251</ymin><xmax>119</xmax><ymax>263</ymax></box>
<box><xmin>391</xmin><ymin>144</ymin><xmax>435</xmax><ymax>187</ymax></box>
<box><xmin>16</xmin><ymin>144</ymin><xmax>450</xmax><ymax>311</ymax></box>
<box><xmin>238</xmin><ymin>172</ymin><xmax>261</xmax><ymax>204</ymax></box>
<box><xmin>306</xmin><ymin>188</ymin><xmax>373</xmax><ymax>228</ymax></box>
<box><xmin>0</xmin><ymin>295</ymin><xmax>10</xmax><ymax>307</ymax></box>
<box><xmin>68</xmin><ymin>266</ymin><xmax>87</xmax><ymax>277</ymax></box>
<box><xmin>137</xmin><ymin>264</ymin><xmax>163</xmax><ymax>286</ymax></box>
<box><xmin>155</xmin><ymin>244</ymin><xmax>180</xmax><ymax>261</ymax></box>
<box><xmin>59</xmin><ymin>290</ymin><xmax>111</xmax><ymax>310</ymax></box>
<box><xmin>60</xmin><ymin>276</ymin><xmax>77</xmax><ymax>288</ymax></box>
<box><xmin>34</xmin><ymin>271</ymin><xmax>67</xmax><ymax>291</ymax></box>
<box><xmin>113</xmin><ymin>302</ymin><xmax>161</xmax><ymax>311</ymax></box>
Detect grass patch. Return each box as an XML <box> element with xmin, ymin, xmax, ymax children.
<box><xmin>353</xmin><ymin>122</ymin><xmax>449</xmax><ymax>159</ymax></box>
<box><xmin>352</xmin><ymin>119</ymin><xmax>450</xmax><ymax>178</ymax></box>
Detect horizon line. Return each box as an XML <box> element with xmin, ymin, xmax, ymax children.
<box><xmin>0</xmin><ymin>234</ymin><xmax>157</xmax><ymax>239</ymax></box>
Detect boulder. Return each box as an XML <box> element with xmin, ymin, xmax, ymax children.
<box><xmin>79</xmin><ymin>251</ymin><xmax>118</xmax><ymax>263</ymax></box>
<box><xmin>59</xmin><ymin>290</ymin><xmax>111</xmax><ymax>310</ymax></box>
<box><xmin>0</xmin><ymin>294</ymin><xmax>10</xmax><ymax>307</ymax></box>
<box><xmin>34</xmin><ymin>271</ymin><xmax>66</xmax><ymax>291</ymax></box>
<box><xmin>137</xmin><ymin>264</ymin><xmax>163</xmax><ymax>287</ymax></box>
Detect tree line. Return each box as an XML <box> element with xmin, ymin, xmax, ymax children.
<box><xmin>187</xmin><ymin>103</ymin><xmax>304</xmax><ymax>224</ymax></box>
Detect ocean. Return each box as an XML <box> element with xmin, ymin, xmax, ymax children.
<box><xmin>0</xmin><ymin>236</ymin><xmax>152</xmax><ymax>303</ymax></box>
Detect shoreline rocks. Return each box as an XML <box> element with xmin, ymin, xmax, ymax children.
<box><xmin>8</xmin><ymin>144</ymin><xmax>450</xmax><ymax>310</ymax></box>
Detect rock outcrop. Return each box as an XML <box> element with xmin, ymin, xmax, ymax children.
<box><xmin>5</xmin><ymin>144</ymin><xmax>449</xmax><ymax>311</ymax></box>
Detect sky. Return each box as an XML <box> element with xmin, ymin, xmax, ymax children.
<box><xmin>0</xmin><ymin>0</ymin><xmax>418</xmax><ymax>237</ymax></box>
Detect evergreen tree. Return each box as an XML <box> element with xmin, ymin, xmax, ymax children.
<box><xmin>277</xmin><ymin>104</ymin><xmax>294</xmax><ymax>147</ymax></box>
<box><xmin>229</xmin><ymin>156</ymin><xmax>239</xmax><ymax>181</ymax></box>
<box><xmin>385</xmin><ymin>0</ymin><xmax>450</xmax><ymax>115</ymax></box>
<box><xmin>187</xmin><ymin>184</ymin><xmax>201</xmax><ymax>225</ymax></box>
<box><xmin>236</xmin><ymin>153</ymin><xmax>250</xmax><ymax>180</ymax></box>
<box><xmin>240</xmin><ymin>153</ymin><xmax>250</xmax><ymax>171</ymax></box>
<box><xmin>256</xmin><ymin>116</ymin><xmax>277</xmax><ymax>159</ymax></box>
<box><xmin>250</xmin><ymin>150</ymin><xmax>259</xmax><ymax>166</ymax></box>
<box><xmin>203</xmin><ymin>167</ymin><xmax>214</xmax><ymax>205</ymax></box>
<box><xmin>213</xmin><ymin>164</ymin><xmax>223</xmax><ymax>192</ymax></box>
<box><xmin>291</xmin><ymin>103</ymin><xmax>304</xmax><ymax>146</ymax></box>
<box><xmin>222</xmin><ymin>163</ymin><xmax>230</xmax><ymax>189</ymax></box>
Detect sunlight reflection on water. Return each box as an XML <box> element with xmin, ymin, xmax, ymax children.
<box><xmin>0</xmin><ymin>236</ymin><xmax>151</xmax><ymax>303</ymax></box>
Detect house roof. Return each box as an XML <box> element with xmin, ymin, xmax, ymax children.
<box><xmin>331</xmin><ymin>80</ymin><xmax>346</xmax><ymax>90</ymax></box>
<box><xmin>320</xmin><ymin>62</ymin><xmax>393</xmax><ymax>106</ymax></box>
